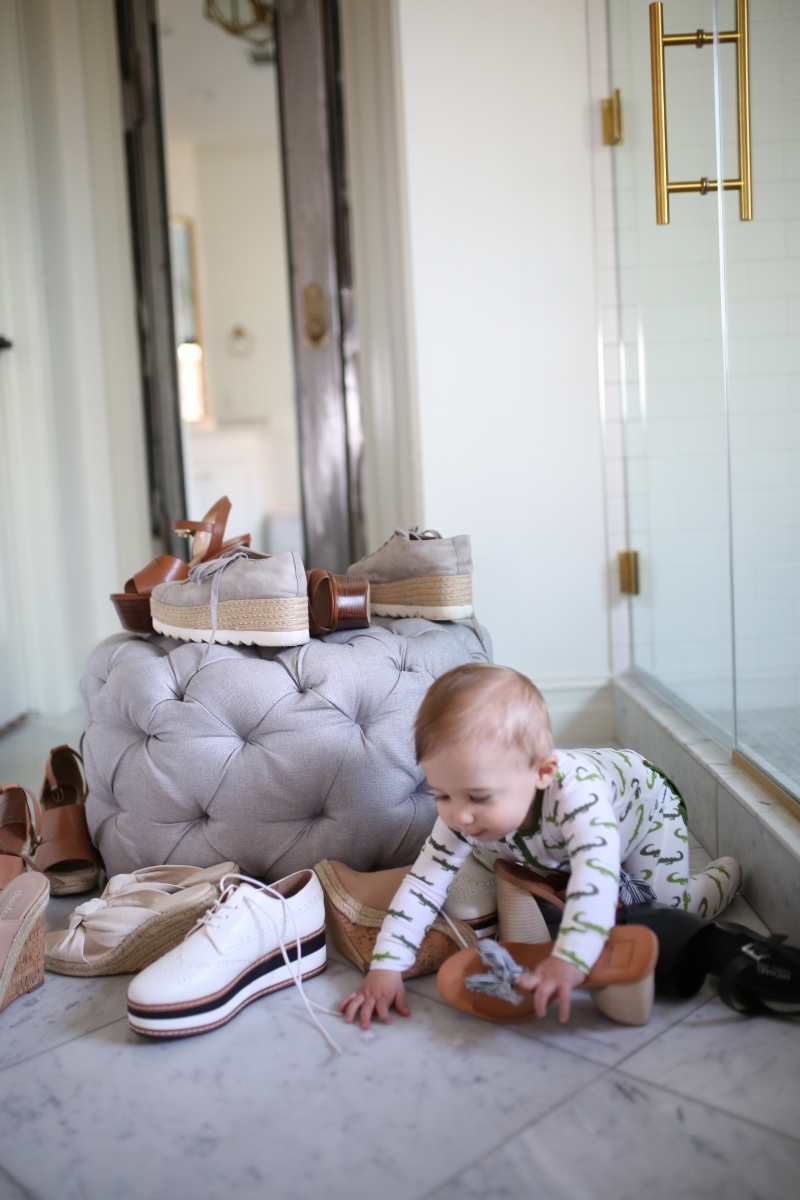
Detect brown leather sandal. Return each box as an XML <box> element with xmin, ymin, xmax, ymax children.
<box><xmin>110</xmin><ymin>496</ymin><xmax>252</xmax><ymax>634</ymax></box>
<box><xmin>306</xmin><ymin>571</ymin><xmax>371</xmax><ymax>638</ymax></box>
<box><xmin>315</xmin><ymin>859</ymin><xmax>476</xmax><ymax>977</ymax></box>
<box><xmin>0</xmin><ymin>784</ymin><xmax>41</xmax><ymax>889</ymax></box>
<box><xmin>34</xmin><ymin>746</ymin><xmax>100</xmax><ymax>896</ymax></box>
<box><xmin>437</xmin><ymin>926</ymin><xmax>659</xmax><ymax>1027</ymax></box>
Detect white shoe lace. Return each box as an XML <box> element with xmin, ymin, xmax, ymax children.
<box><xmin>192</xmin><ymin>872</ymin><xmax>342</xmax><ymax>1053</ymax></box>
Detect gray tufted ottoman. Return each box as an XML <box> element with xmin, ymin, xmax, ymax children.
<box><xmin>81</xmin><ymin>618</ymin><xmax>491</xmax><ymax>880</ymax></box>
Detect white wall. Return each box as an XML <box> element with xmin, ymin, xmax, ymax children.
<box><xmin>0</xmin><ymin>0</ymin><xmax>150</xmax><ymax>714</ymax></box>
<box><xmin>394</xmin><ymin>0</ymin><xmax>612</xmax><ymax>737</ymax></box>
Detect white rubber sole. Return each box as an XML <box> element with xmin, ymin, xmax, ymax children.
<box><xmin>371</xmin><ymin>603</ymin><xmax>474</xmax><ymax>621</ymax></box>
<box><xmin>128</xmin><ymin>942</ymin><xmax>327</xmax><ymax>1038</ymax></box>
<box><xmin>152</xmin><ymin>620</ymin><xmax>310</xmax><ymax>647</ymax></box>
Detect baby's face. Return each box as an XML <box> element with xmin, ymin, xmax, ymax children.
<box><xmin>421</xmin><ymin>738</ymin><xmax>557</xmax><ymax>842</ymax></box>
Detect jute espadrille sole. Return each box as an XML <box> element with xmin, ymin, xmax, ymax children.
<box><xmin>0</xmin><ymin>889</ymin><xmax>48</xmax><ymax>1013</ymax></box>
<box><xmin>44</xmin><ymin>890</ymin><xmax>217</xmax><ymax>977</ymax></box>
<box><xmin>151</xmin><ymin>596</ymin><xmax>310</xmax><ymax>646</ymax></box>
<box><xmin>315</xmin><ymin>859</ymin><xmax>476</xmax><ymax>978</ymax></box>
<box><xmin>370</xmin><ymin>575</ymin><xmax>473</xmax><ymax>620</ymax></box>
<box><xmin>49</xmin><ymin>865</ymin><xmax>100</xmax><ymax>898</ymax></box>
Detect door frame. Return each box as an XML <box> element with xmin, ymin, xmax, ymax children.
<box><xmin>115</xmin><ymin>0</ymin><xmax>365</xmax><ymax>572</ymax></box>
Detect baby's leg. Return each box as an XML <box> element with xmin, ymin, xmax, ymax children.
<box><xmin>623</xmin><ymin>781</ymin><xmax>741</xmax><ymax>918</ymax></box>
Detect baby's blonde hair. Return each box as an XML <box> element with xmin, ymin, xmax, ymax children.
<box><xmin>415</xmin><ymin>663</ymin><xmax>553</xmax><ymax>766</ymax></box>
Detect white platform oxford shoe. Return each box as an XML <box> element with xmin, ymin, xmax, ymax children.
<box><xmin>127</xmin><ymin>870</ymin><xmax>327</xmax><ymax>1040</ymax></box>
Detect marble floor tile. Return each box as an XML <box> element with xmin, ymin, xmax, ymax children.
<box><xmin>0</xmin><ymin>1165</ymin><xmax>34</xmax><ymax>1200</ymax></box>
<box><xmin>0</xmin><ymin>958</ymin><xmax>601</xmax><ymax>1200</ymax></box>
<box><xmin>621</xmin><ymin>996</ymin><xmax>800</xmax><ymax>1139</ymax></box>
<box><xmin>0</xmin><ymin>971</ymin><xmax>130</xmax><ymax>1073</ymax></box>
<box><xmin>425</xmin><ymin>1072</ymin><xmax>800</xmax><ymax>1200</ymax></box>
<box><xmin>507</xmin><ymin>983</ymin><xmax>718</xmax><ymax>1069</ymax></box>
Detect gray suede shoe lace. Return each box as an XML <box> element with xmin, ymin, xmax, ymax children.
<box><xmin>188</xmin><ymin>547</ymin><xmax>259</xmax><ymax>650</ymax></box>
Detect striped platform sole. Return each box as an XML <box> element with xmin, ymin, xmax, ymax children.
<box><xmin>127</xmin><ymin>929</ymin><xmax>327</xmax><ymax>1038</ymax></box>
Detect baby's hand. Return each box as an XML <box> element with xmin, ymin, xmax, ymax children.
<box><xmin>340</xmin><ymin>969</ymin><xmax>411</xmax><ymax>1029</ymax></box>
<box><xmin>515</xmin><ymin>955</ymin><xmax>586</xmax><ymax>1023</ymax></box>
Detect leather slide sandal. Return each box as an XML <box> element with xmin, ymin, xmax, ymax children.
<box><xmin>35</xmin><ymin>746</ymin><xmax>99</xmax><ymax>897</ymax></box>
<box><xmin>44</xmin><ymin>880</ymin><xmax>219</xmax><ymax>976</ymax></box>
<box><xmin>315</xmin><ymin>859</ymin><xmax>477</xmax><ymax>978</ymax></box>
<box><xmin>111</xmin><ymin>495</ymin><xmax>252</xmax><ymax>635</ymax></box>
<box><xmin>0</xmin><ymin>873</ymin><xmax>50</xmax><ymax>1013</ymax></box>
<box><xmin>437</xmin><ymin>926</ymin><xmax>659</xmax><ymax>1027</ymax></box>
<box><xmin>0</xmin><ymin>784</ymin><xmax>41</xmax><ymax>889</ymax></box>
<box><xmin>307</xmin><ymin>570</ymin><xmax>370</xmax><ymax>638</ymax></box>
<box><xmin>494</xmin><ymin>859</ymin><xmax>567</xmax><ymax>944</ymax></box>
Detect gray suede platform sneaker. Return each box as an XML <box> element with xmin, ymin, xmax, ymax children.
<box><xmin>150</xmin><ymin>548</ymin><xmax>309</xmax><ymax>647</ymax></box>
<box><xmin>347</xmin><ymin>527</ymin><xmax>473</xmax><ymax>620</ymax></box>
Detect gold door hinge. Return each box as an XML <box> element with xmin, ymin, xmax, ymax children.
<box><xmin>601</xmin><ymin>89</ymin><xmax>623</xmax><ymax>145</ymax></box>
<box><xmin>302</xmin><ymin>283</ymin><xmax>327</xmax><ymax>349</ymax></box>
<box><xmin>618</xmin><ymin>550</ymin><xmax>640</xmax><ymax>595</ymax></box>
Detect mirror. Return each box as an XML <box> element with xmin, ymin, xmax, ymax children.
<box><xmin>158</xmin><ymin>0</ymin><xmax>304</xmax><ymax>556</ymax></box>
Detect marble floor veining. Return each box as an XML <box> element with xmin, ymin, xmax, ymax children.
<box><xmin>1</xmin><ymin>715</ymin><xmax>799</xmax><ymax>1200</ymax></box>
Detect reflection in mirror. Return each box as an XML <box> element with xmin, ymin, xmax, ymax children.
<box><xmin>169</xmin><ymin>217</ymin><xmax>206</xmax><ymax>424</ymax></box>
<box><xmin>159</xmin><ymin>0</ymin><xmax>304</xmax><ymax>557</ymax></box>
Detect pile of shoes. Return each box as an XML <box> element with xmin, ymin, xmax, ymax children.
<box><xmin>111</xmin><ymin>504</ymin><xmax>474</xmax><ymax>648</ymax></box>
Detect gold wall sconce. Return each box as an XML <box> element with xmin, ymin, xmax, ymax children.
<box><xmin>602</xmin><ymin>89</ymin><xmax>623</xmax><ymax>146</ymax></box>
<box><xmin>618</xmin><ymin>549</ymin><xmax>640</xmax><ymax>596</ymax></box>
<box><xmin>649</xmin><ymin>0</ymin><xmax>752</xmax><ymax>224</ymax></box>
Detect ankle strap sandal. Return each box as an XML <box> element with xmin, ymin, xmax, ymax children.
<box><xmin>0</xmin><ymin>784</ymin><xmax>41</xmax><ymax>889</ymax></box>
<box><xmin>111</xmin><ymin>496</ymin><xmax>252</xmax><ymax>635</ymax></box>
<box><xmin>35</xmin><ymin>746</ymin><xmax>100</xmax><ymax>897</ymax></box>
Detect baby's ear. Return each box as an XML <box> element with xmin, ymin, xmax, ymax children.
<box><xmin>535</xmin><ymin>754</ymin><xmax>559</xmax><ymax>787</ymax></box>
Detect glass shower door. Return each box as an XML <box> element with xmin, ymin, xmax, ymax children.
<box><xmin>609</xmin><ymin>0</ymin><xmax>735</xmax><ymax>740</ymax></box>
<box><xmin>725</xmin><ymin>4</ymin><xmax>800</xmax><ymax>798</ymax></box>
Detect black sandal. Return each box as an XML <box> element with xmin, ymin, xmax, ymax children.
<box><xmin>621</xmin><ymin>903</ymin><xmax>800</xmax><ymax>1015</ymax></box>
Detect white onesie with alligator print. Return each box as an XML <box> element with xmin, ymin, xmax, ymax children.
<box><xmin>371</xmin><ymin>747</ymin><xmax>737</xmax><ymax>976</ymax></box>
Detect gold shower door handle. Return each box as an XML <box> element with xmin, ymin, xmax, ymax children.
<box><xmin>649</xmin><ymin>0</ymin><xmax>752</xmax><ymax>224</ymax></box>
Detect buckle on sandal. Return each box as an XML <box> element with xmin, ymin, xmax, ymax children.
<box><xmin>742</xmin><ymin>942</ymin><xmax>770</xmax><ymax>963</ymax></box>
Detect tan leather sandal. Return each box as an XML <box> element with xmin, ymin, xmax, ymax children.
<box><xmin>315</xmin><ymin>859</ymin><xmax>477</xmax><ymax>977</ymax></box>
<box><xmin>306</xmin><ymin>570</ymin><xmax>370</xmax><ymax>638</ymax></box>
<box><xmin>111</xmin><ymin>496</ymin><xmax>252</xmax><ymax>634</ymax></box>
<box><xmin>34</xmin><ymin>746</ymin><xmax>100</xmax><ymax>897</ymax></box>
<box><xmin>437</xmin><ymin>927</ymin><xmax>659</xmax><ymax>1027</ymax></box>
<box><xmin>0</xmin><ymin>873</ymin><xmax>49</xmax><ymax>1013</ymax></box>
<box><xmin>0</xmin><ymin>784</ymin><xmax>41</xmax><ymax>890</ymax></box>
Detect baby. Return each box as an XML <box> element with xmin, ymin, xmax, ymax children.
<box><xmin>341</xmin><ymin>663</ymin><xmax>740</xmax><ymax>1028</ymax></box>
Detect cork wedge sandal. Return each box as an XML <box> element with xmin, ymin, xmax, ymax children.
<box><xmin>0</xmin><ymin>873</ymin><xmax>49</xmax><ymax>1014</ymax></box>
<box><xmin>35</xmin><ymin>746</ymin><xmax>99</xmax><ymax>896</ymax></box>
<box><xmin>315</xmin><ymin>859</ymin><xmax>478</xmax><ymax>977</ymax></box>
<box><xmin>437</xmin><ymin>926</ymin><xmax>659</xmax><ymax>1027</ymax></box>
